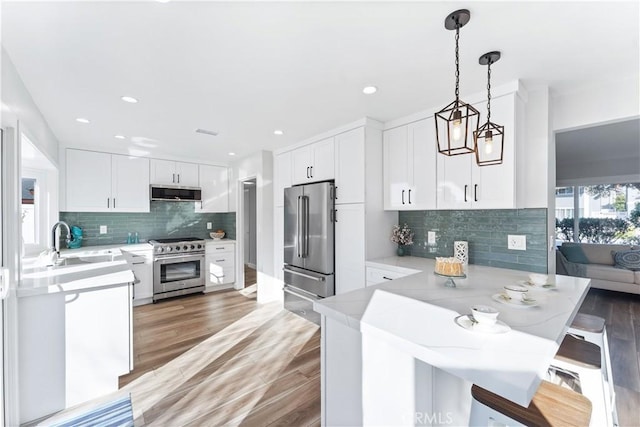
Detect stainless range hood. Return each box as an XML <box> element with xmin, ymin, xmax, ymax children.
<box><xmin>150</xmin><ymin>185</ymin><xmax>202</xmax><ymax>201</ymax></box>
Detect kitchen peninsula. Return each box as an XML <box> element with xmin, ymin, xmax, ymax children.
<box><xmin>314</xmin><ymin>257</ymin><xmax>591</xmax><ymax>426</ymax></box>
<box><xmin>18</xmin><ymin>255</ymin><xmax>134</xmax><ymax>423</ymax></box>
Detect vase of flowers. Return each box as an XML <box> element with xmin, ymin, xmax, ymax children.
<box><xmin>391</xmin><ymin>223</ymin><xmax>414</xmax><ymax>257</ymax></box>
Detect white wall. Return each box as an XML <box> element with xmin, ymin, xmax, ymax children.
<box><xmin>1</xmin><ymin>48</ymin><xmax>59</xmax><ymax>166</ymax></box>
<box><xmin>552</xmin><ymin>73</ymin><xmax>640</xmax><ymax>132</ymax></box>
<box><xmin>232</xmin><ymin>151</ymin><xmax>277</xmax><ymax>304</ymax></box>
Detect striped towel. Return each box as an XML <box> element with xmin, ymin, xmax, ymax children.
<box><xmin>48</xmin><ymin>395</ymin><xmax>133</xmax><ymax>427</ymax></box>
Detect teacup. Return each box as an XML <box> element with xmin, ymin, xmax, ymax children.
<box><xmin>504</xmin><ymin>284</ymin><xmax>529</xmax><ymax>301</ymax></box>
<box><xmin>471</xmin><ymin>305</ymin><xmax>499</xmax><ymax>326</ymax></box>
<box><xmin>529</xmin><ymin>273</ymin><xmax>548</xmax><ymax>286</ymax></box>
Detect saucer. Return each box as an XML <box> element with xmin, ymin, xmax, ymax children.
<box><xmin>492</xmin><ymin>293</ymin><xmax>539</xmax><ymax>308</ymax></box>
<box><xmin>519</xmin><ymin>280</ymin><xmax>556</xmax><ymax>290</ymax></box>
<box><xmin>454</xmin><ymin>315</ymin><xmax>511</xmax><ymax>334</ymax></box>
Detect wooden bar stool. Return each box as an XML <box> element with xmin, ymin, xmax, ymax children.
<box><xmin>469</xmin><ymin>380</ymin><xmax>592</xmax><ymax>426</ymax></box>
<box><xmin>553</xmin><ymin>334</ymin><xmax>611</xmax><ymax>426</ymax></box>
<box><xmin>568</xmin><ymin>313</ymin><xmax>617</xmax><ymax>425</ymax></box>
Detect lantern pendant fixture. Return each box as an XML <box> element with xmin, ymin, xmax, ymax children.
<box><xmin>435</xmin><ymin>9</ymin><xmax>480</xmax><ymax>156</ymax></box>
<box><xmin>474</xmin><ymin>51</ymin><xmax>504</xmax><ymax>166</ymax></box>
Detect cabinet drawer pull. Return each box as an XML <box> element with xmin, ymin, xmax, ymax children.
<box><xmin>464</xmin><ymin>185</ymin><xmax>468</xmax><ymax>202</ymax></box>
<box><xmin>382</xmin><ymin>276</ymin><xmax>393</xmax><ymax>280</ymax></box>
<box><xmin>215</xmin><ymin>259</ymin><xmax>225</xmax><ymax>262</ymax></box>
<box><xmin>215</xmin><ymin>247</ymin><xmax>225</xmax><ymax>250</ymax></box>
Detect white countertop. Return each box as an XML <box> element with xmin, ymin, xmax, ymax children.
<box><xmin>314</xmin><ymin>256</ymin><xmax>591</xmax><ymax>406</ymax></box>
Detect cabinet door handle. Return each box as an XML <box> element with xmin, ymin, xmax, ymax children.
<box><xmin>408</xmin><ymin>189</ymin><xmax>412</xmax><ymax>204</ymax></box>
<box><xmin>310</xmin><ymin>166</ymin><xmax>313</xmax><ymax>178</ymax></box>
<box><xmin>402</xmin><ymin>189</ymin><xmax>405</xmax><ymax>205</ymax></box>
<box><xmin>306</xmin><ymin>167</ymin><xmax>310</xmax><ymax>179</ymax></box>
<box><xmin>334</xmin><ymin>209</ymin><xmax>338</xmax><ymax>222</ymax></box>
<box><xmin>474</xmin><ymin>184</ymin><xmax>478</xmax><ymax>202</ymax></box>
<box><xmin>113</xmin><ymin>198</ymin><xmax>116</xmax><ymax>208</ymax></box>
<box><xmin>464</xmin><ymin>185</ymin><xmax>468</xmax><ymax>202</ymax></box>
<box><xmin>177</xmin><ymin>174</ymin><xmax>180</xmax><ymax>184</ymax></box>
<box><xmin>172</xmin><ymin>173</ymin><xmax>176</xmax><ymax>183</ymax></box>
<box><xmin>107</xmin><ymin>198</ymin><xmax>110</xmax><ymax>208</ymax></box>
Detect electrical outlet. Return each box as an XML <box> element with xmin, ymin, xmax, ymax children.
<box><xmin>508</xmin><ymin>234</ymin><xmax>526</xmax><ymax>251</ymax></box>
<box><xmin>427</xmin><ymin>231</ymin><xmax>437</xmax><ymax>245</ymax></box>
<box><xmin>207</xmin><ymin>222</ymin><xmax>212</xmax><ymax>230</ymax></box>
<box><xmin>99</xmin><ymin>225</ymin><xmax>108</xmax><ymax>234</ymax></box>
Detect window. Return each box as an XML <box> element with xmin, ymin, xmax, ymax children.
<box><xmin>555</xmin><ymin>183</ymin><xmax>640</xmax><ymax>244</ymax></box>
<box><xmin>21</xmin><ymin>178</ymin><xmax>37</xmax><ymax>245</ymax></box>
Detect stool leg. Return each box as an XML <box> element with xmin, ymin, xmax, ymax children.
<box><xmin>469</xmin><ymin>398</ymin><xmax>524</xmax><ymax>427</ymax></box>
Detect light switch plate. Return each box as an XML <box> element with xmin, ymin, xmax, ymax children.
<box><xmin>207</xmin><ymin>222</ymin><xmax>212</xmax><ymax>230</ymax></box>
<box><xmin>508</xmin><ymin>234</ymin><xmax>526</xmax><ymax>251</ymax></box>
<box><xmin>99</xmin><ymin>225</ymin><xmax>108</xmax><ymax>234</ymax></box>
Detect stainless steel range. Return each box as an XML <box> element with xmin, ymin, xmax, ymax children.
<box><xmin>150</xmin><ymin>237</ymin><xmax>206</xmax><ymax>302</ymax></box>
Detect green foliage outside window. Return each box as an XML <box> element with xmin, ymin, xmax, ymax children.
<box><xmin>556</xmin><ymin>217</ymin><xmax>638</xmax><ymax>244</ymax></box>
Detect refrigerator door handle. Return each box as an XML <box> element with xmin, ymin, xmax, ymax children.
<box><xmin>302</xmin><ymin>195</ymin><xmax>309</xmax><ymax>257</ymax></box>
<box><xmin>297</xmin><ymin>196</ymin><xmax>302</xmax><ymax>257</ymax></box>
<box><xmin>283</xmin><ymin>267</ymin><xmax>326</xmax><ymax>282</ymax></box>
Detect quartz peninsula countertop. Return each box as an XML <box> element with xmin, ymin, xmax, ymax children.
<box><xmin>19</xmin><ymin>246</ymin><xmax>138</xmax><ymax>298</ymax></box>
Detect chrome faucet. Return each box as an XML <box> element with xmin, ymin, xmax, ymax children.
<box><xmin>51</xmin><ymin>221</ymin><xmax>72</xmax><ymax>255</ymax></box>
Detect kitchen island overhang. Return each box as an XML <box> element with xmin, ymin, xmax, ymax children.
<box><xmin>314</xmin><ymin>257</ymin><xmax>591</xmax><ymax>426</ymax></box>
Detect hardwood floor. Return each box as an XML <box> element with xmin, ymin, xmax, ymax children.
<box><xmin>245</xmin><ymin>264</ymin><xmax>257</xmax><ymax>287</ymax></box>
<box><xmin>40</xmin><ymin>287</ymin><xmax>639</xmax><ymax>427</ymax></box>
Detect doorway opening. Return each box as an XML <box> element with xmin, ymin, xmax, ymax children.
<box><xmin>243</xmin><ymin>179</ymin><xmax>257</xmax><ymax>288</ymax></box>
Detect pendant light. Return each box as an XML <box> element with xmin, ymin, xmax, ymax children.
<box><xmin>474</xmin><ymin>51</ymin><xmax>504</xmax><ymax>166</ymax></box>
<box><xmin>435</xmin><ymin>9</ymin><xmax>480</xmax><ymax>156</ymax></box>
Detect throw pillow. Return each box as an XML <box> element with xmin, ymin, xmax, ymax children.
<box><xmin>612</xmin><ymin>249</ymin><xmax>640</xmax><ymax>271</ymax></box>
<box><xmin>559</xmin><ymin>244</ymin><xmax>590</xmax><ymax>264</ymax></box>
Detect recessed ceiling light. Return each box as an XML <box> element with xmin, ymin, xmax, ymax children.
<box><xmin>114</xmin><ymin>135</ymin><xmax>126</xmax><ymax>140</ymax></box>
<box><xmin>76</xmin><ymin>118</ymin><xmax>90</xmax><ymax>124</ymax></box>
<box><xmin>274</xmin><ymin>130</ymin><xmax>284</xmax><ymax>136</ymax></box>
<box><xmin>363</xmin><ymin>86</ymin><xmax>378</xmax><ymax>95</ymax></box>
<box><xmin>228</xmin><ymin>152</ymin><xmax>236</xmax><ymax>156</ymax></box>
<box><xmin>121</xmin><ymin>96</ymin><xmax>138</xmax><ymax>104</ymax></box>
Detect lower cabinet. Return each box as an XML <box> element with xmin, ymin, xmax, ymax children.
<box><xmin>122</xmin><ymin>246</ymin><xmax>153</xmax><ymax>305</ymax></box>
<box><xmin>335</xmin><ymin>203</ymin><xmax>365</xmax><ymax>294</ymax></box>
<box><xmin>206</xmin><ymin>241</ymin><xmax>236</xmax><ymax>286</ymax></box>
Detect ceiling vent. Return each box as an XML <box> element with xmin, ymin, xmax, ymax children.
<box><xmin>195</xmin><ymin>128</ymin><xmax>219</xmax><ymax>136</ymax></box>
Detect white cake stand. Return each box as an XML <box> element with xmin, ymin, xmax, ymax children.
<box><xmin>434</xmin><ymin>271</ymin><xmax>466</xmax><ymax>288</ymax></box>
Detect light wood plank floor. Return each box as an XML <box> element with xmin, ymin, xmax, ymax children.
<box><xmin>39</xmin><ymin>287</ymin><xmax>639</xmax><ymax>427</ymax></box>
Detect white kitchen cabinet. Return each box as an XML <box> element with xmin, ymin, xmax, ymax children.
<box><xmin>292</xmin><ymin>137</ymin><xmax>335</xmax><ymax>184</ymax></box>
<box><xmin>383</xmin><ymin>118</ymin><xmax>436</xmax><ymax>210</ymax></box>
<box><xmin>121</xmin><ymin>246</ymin><xmax>153</xmax><ymax>305</ymax></box>
<box><xmin>150</xmin><ymin>159</ymin><xmax>199</xmax><ymax>187</ymax></box>
<box><xmin>274</xmin><ymin>151</ymin><xmax>292</xmax><ymax>207</ymax></box>
<box><xmin>205</xmin><ymin>241</ymin><xmax>235</xmax><ymax>286</ymax></box>
<box><xmin>66</xmin><ymin>149</ymin><xmax>150</xmax><ymax>212</ymax></box>
<box><xmin>437</xmin><ymin>93</ymin><xmax>517</xmax><ymax>209</ymax></box>
<box><xmin>335</xmin><ymin>127</ymin><xmax>365</xmax><ymax>204</ymax></box>
<box><xmin>196</xmin><ymin>164</ymin><xmax>229</xmax><ymax>213</ymax></box>
<box><xmin>335</xmin><ymin>203</ymin><xmax>365</xmax><ymax>294</ymax></box>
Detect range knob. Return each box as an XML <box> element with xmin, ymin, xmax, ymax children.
<box><xmin>197</xmin><ymin>244</ymin><xmax>202</xmax><ymax>249</ymax></box>
<box><xmin>183</xmin><ymin>245</ymin><xmax>188</xmax><ymax>250</ymax></box>
<box><xmin>166</xmin><ymin>247</ymin><xmax>172</xmax><ymax>252</ymax></box>
<box><xmin>158</xmin><ymin>247</ymin><xmax>164</xmax><ymax>253</ymax></box>
<box><xmin>175</xmin><ymin>246</ymin><xmax>181</xmax><ymax>251</ymax></box>
<box><xmin>190</xmin><ymin>245</ymin><xmax>195</xmax><ymax>250</ymax></box>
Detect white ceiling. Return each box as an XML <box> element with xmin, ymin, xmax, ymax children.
<box><xmin>2</xmin><ymin>1</ymin><xmax>639</xmax><ymax>164</ymax></box>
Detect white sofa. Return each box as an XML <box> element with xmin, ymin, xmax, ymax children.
<box><xmin>556</xmin><ymin>242</ymin><xmax>640</xmax><ymax>295</ymax></box>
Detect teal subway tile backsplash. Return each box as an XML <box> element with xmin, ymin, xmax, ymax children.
<box><xmin>60</xmin><ymin>201</ymin><xmax>236</xmax><ymax>247</ymax></box>
<box><xmin>398</xmin><ymin>208</ymin><xmax>548</xmax><ymax>273</ymax></box>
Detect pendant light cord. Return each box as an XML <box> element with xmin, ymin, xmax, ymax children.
<box><xmin>486</xmin><ymin>60</ymin><xmax>492</xmax><ymax>122</ymax></box>
<box><xmin>454</xmin><ymin>24</ymin><xmax>460</xmax><ymax>101</ymax></box>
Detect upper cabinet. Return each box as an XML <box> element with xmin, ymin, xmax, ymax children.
<box><xmin>150</xmin><ymin>159</ymin><xmax>199</xmax><ymax>187</ymax></box>
<box><xmin>291</xmin><ymin>137</ymin><xmax>335</xmax><ymax>184</ymax></box>
<box><xmin>437</xmin><ymin>93</ymin><xmax>517</xmax><ymax>209</ymax></box>
<box><xmin>383</xmin><ymin>118</ymin><xmax>437</xmax><ymax>210</ymax></box>
<box><xmin>66</xmin><ymin>149</ymin><xmax>150</xmax><ymax>212</ymax></box>
<box><xmin>195</xmin><ymin>164</ymin><xmax>229</xmax><ymax>213</ymax></box>
<box><xmin>274</xmin><ymin>151</ymin><xmax>292</xmax><ymax>207</ymax></box>
<box><xmin>335</xmin><ymin>128</ymin><xmax>365</xmax><ymax>204</ymax></box>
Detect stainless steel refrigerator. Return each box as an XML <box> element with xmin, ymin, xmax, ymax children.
<box><xmin>283</xmin><ymin>181</ymin><xmax>335</xmax><ymax>323</ymax></box>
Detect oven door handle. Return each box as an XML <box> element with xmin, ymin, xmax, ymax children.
<box><xmin>154</xmin><ymin>254</ymin><xmax>204</xmax><ymax>262</ymax></box>
<box><xmin>283</xmin><ymin>266</ymin><xmax>325</xmax><ymax>282</ymax></box>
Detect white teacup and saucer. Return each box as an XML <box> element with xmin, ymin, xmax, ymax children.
<box><xmin>492</xmin><ymin>285</ymin><xmax>538</xmax><ymax>308</ymax></box>
<box><xmin>454</xmin><ymin>305</ymin><xmax>510</xmax><ymax>333</ymax></box>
